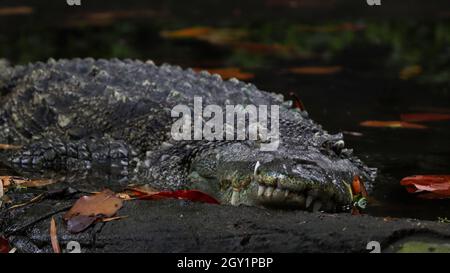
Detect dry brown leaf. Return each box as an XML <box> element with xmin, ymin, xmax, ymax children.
<box><xmin>50</xmin><ymin>217</ymin><xmax>61</xmax><ymax>254</ymax></box>
<box><xmin>64</xmin><ymin>189</ymin><xmax>123</xmax><ymax>221</ymax></box>
<box><xmin>8</xmin><ymin>193</ymin><xmax>45</xmax><ymax>210</ymax></box>
<box><xmin>65</xmin><ymin>10</ymin><xmax>155</xmax><ymax>27</ymax></box>
<box><xmin>0</xmin><ymin>179</ymin><xmax>3</xmax><ymax>208</ymax></box>
<box><xmin>116</xmin><ymin>193</ymin><xmax>134</xmax><ymax>200</ymax></box>
<box><xmin>160</xmin><ymin>27</ymin><xmax>246</xmax><ymax>45</ymax></box>
<box><xmin>66</xmin><ymin>215</ymin><xmax>97</xmax><ymax>234</ymax></box>
<box><xmin>101</xmin><ymin>215</ymin><xmax>128</xmax><ymax>223</ymax></box>
<box><xmin>161</xmin><ymin>27</ymin><xmax>212</xmax><ymax>39</ymax></box>
<box><xmin>232</xmin><ymin>42</ymin><xmax>296</xmax><ymax>56</ymax></box>
<box><xmin>296</xmin><ymin>23</ymin><xmax>366</xmax><ymax>33</ymax></box>
<box><xmin>126</xmin><ymin>184</ymin><xmax>160</xmax><ymax>196</ymax></box>
<box><xmin>399</xmin><ymin>65</ymin><xmax>422</xmax><ymax>80</ymax></box>
<box><xmin>0</xmin><ymin>176</ymin><xmax>56</xmax><ymax>189</ymax></box>
<box><xmin>0</xmin><ymin>144</ymin><xmax>21</xmax><ymax>150</ymax></box>
<box><xmin>288</xmin><ymin>66</ymin><xmax>342</xmax><ymax>75</ymax></box>
<box><xmin>0</xmin><ymin>6</ymin><xmax>33</xmax><ymax>16</ymax></box>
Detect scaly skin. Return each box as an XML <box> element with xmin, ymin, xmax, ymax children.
<box><xmin>0</xmin><ymin>58</ymin><xmax>376</xmax><ymax>212</ymax></box>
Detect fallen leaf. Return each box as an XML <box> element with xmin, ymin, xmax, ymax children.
<box><xmin>0</xmin><ymin>237</ymin><xmax>10</xmax><ymax>253</ymax></box>
<box><xmin>360</xmin><ymin>120</ymin><xmax>427</xmax><ymax>129</ymax></box>
<box><xmin>352</xmin><ymin>176</ymin><xmax>362</xmax><ymax>195</ymax></box>
<box><xmin>64</xmin><ymin>189</ymin><xmax>123</xmax><ymax>221</ymax></box>
<box><xmin>0</xmin><ymin>179</ymin><xmax>3</xmax><ymax>208</ymax></box>
<box><xmin>288</xmin><ymin>92</ymin><xmax>306</xmax><ymax>111</ymax></box>
<box><xmin>50</xmin><ymin>217</ymin><xmax>61</xmax><ymax>254</ymax></box>
<box><xmin>232</xmin><ymin>42</ymin><xmax>296</xmax><ymax>56</ymax></box>
<box><xmin>161</xmin><ymin>27</ymin><xmax>212</xmax><ymax>39</ymax></box>
<box><xmin>65</xmin><ymin>10</ymin><xmax>156</xmax><ymax>27</ymax></box>
<box><xmin>288</xmin><ymin>66</ymin><xmax>342</xmax><ymax>75</ymax></box>
<box><xmin>116</xmin><ymin>193</ymin><xmax>134</xmax><ymax>200</ymax></box>
<box><xmin>8</xmin><ymin>193</ymin><xmax>45</xmax><ymax>210</ymax></box>
<box><xmin>400</xmin><ymin>175</ymin><xmax>450</xmax><ymax>199</ymax></box>
<box><xmin>399</xmin><ymin>65</ymin><xmax>422</xmax><ymax>80</ymax></box>
<box><xmin>128</xmin><ymin>186</ymin><xmax>220</xmax><ymax>205</ymax></box>
<box><xmin>101</xmin><ymin>215</ymin><xmax>128</xmax><ymax>223</ymax></box>
<box><xmin>0</xmin><ymin>176</ymin><xmax>56</xmax><ymax>190</ymax></box>
<box><xmin>127</xmin><ymin>184</ymin><xmax>159</xmax><ymax>197</ymax></box>
<box><xmin>0</xmin><ymin>144</ymin><xmax>21</xmax><ymax>150</ymax></box>
<box><xmin>400</xmin><ymin>113</ymin><xmax>450</xmax><ymax>123</ymax></box>
<box><xmin>161</xmin><ymin>27</ymin><xmax>246</xmax><ymax>45</ymax></box>
<box><xmin>296</xmin><ymin>23</ymin><xmax>366</xmax><ymax>33</ymax></box>
<box><xmin>66</xmin><ymin>215</ymin><xmax>97</xmax><ymax>234</ymax></box>
<box><xmin>193</xmin><ymin>67</ymin><xmax>254</xmax><ymax>80</ymax></box>
<box><xmin>0</xmin><ymin>6</ymin><xmax>33</xmax><ymax>16</ymax></box>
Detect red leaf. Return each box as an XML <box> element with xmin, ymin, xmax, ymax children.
<box><xmin>288</xmin><ymin>92</ymin><xmax>306</xmax><ymax>111</ymax></box>
<box><xmin>400</xmin><ymin>175</ymin><xmax>450</xmax><ymax>199</ymax></box>
<box><xmin>138</xmin><ymin>189</ymin><xmax>220</xmax><ymax>205</ymax></box>
<box><xmin>352</xmin><ymin>175</ymin><xmax>368</xmax><ymax>198</ymax></box>
<box><xmin>0</xmin><ymin>237</ymin><xmax>10</xmax><ymax>253</ymax></box>
<box><xmin>400</xmin><ymin>113</ymin><xmax>450</xmax><ymax>123</ymax></box>
<box><xmin>193</xmin><ymin>67</ymin><xmax>254</xmax><ymax>80</ymax></box>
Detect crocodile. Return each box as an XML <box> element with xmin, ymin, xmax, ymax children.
<box><xmin>0</xmin><ymin>58</ymin><xmax>376</xmax><ymax>212</ymax></box>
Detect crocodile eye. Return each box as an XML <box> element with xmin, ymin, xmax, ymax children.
<box><xmin>294</xmin><ymin>159</ymin><xmax>318</xmax><ymax>166</ymax></box>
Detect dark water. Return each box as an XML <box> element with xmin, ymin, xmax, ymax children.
<box><xmin>0</xmin><ymin>0</ymin><xmax>449</xmax><ymax>221</ymax></box>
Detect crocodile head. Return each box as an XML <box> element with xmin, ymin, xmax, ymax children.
<box><xmin>188</xmin><ymin>109</ymin><xmax>376</xmax><ymax>213</ymax></box>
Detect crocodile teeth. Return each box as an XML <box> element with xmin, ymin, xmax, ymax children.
<box><xmin>254</xmin><ymin>161</ymin><xmax>261</xmax><ymax>176</ymax></box>
<box><xmin>257</xmin><ymin>185</ymin><xmax>266</xmax><ymax>197</ymax></box>
<box><xmin>333</xmin><ymin>140</ymin><xmax>345</xmax><ymax>149</ymax></box>
<box><xmin>273</xmin><ymin>188</ymin><xmax>284</xmax><ymax>199</ymax></box>
<box><xmin>264</xmin><ymin>186</ymin><xmax>274</xmax><ymax>197</ymax></box>
<box><xmin>231</xmin><ymin>190</ymin><xmax>239</xmax><ymax>206</ymax></box>
<box><xmin>312</xmin><ymin>201</ymin><xmax>322</xmax><ymax>212</ymax></box>
<box><xmin>306</xmin><ymin>195</ymin><xmax>314</xmax><ymax>208</ymax></box>
<box><xmin>292</xmin><ymin>194</ymin><xmax>306</xmax><ymax>207</ymax></box>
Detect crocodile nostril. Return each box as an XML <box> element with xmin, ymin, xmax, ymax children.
<box><xmin>332</xmin><ymin>140</ymin><xmax>345</xmax><ymax>152</ymax></box>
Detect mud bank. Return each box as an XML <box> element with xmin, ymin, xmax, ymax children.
<box><xmin>2</xmin><ymin>196</ymin><xmax>450</xmax><ymax>253</ymax></box>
